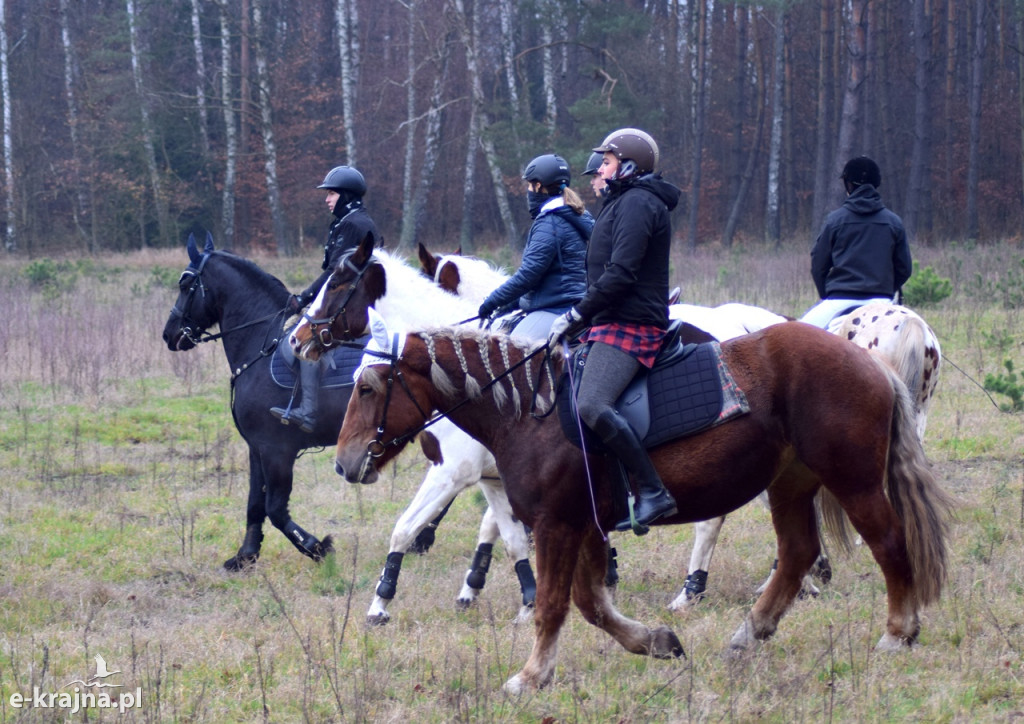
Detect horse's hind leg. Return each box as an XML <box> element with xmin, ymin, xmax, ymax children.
<box><xmin>572</xmin><ymin>528</ymin><xmax>684</xmax><ymax>659</ymax></box>
<box><xmin>224</xmin><ymin>447</ymin><xmax>269</xmax><ymax>571</ymax></box>
<box><xmin>731</xmin><ymin>483</ymin><xmax>820</xmax><ymax>650</ymax></box>
<box><xmin>668</xmin><ymin>515</ymin><xmax>725</xmax><ymax>610</ymax></box>
<box><xmin>459</xmin><ymin>476</ymin><xmax>535</xmax><ymax>623</ymax></box>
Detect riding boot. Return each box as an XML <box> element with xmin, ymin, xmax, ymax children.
<box><xmin>270</xmin><ymin>360</ymin><xmax>321</xmax><ymax>433</ymax></box>
<box><xmin>590</xmin><ymin>410</ymin><xmax>678</xmax><ymax>531</ymax></box>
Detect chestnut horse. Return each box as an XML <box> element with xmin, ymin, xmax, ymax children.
<box><xmin>418</xmin><ymin>243</ymin><xmax>942</xmax><ymax>607</ymax></box>
<box><xmin>333</xmin><ymin>313</ymin><xmax>952</xmax><ymax>692</ymax></box>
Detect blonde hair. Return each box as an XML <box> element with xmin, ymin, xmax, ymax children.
<box><xmin>562</xmin><ymin>186</ymin><xmax>585</xmax><ymax>215</ymax></box>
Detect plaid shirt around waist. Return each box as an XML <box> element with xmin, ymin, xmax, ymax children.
<box><xmin>582</xmin><ymin>322</ymin><xmax>668</xmax><ymax>368</ymax></box>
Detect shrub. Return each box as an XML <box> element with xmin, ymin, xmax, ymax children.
<box><xmin>983</xmin><ymin>359</ymin><xmax>1024</xmax><ymax>413</ymax></box>
<box><xmin>902</xmin><ymin>261</ymin><xmax>952</xmax><ymax>307</ymax></box>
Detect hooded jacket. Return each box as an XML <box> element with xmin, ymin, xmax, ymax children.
<box><xmin>575</xmin><ymin>173</ymin><xmax>681</xmax><ymax>328</ymax></box>
<box><xmin>482</xmin><ymin>197</ymin><xmax>593</xmax><ymax>314</ymax></box>
<box><xmin>810</xmin><ymin>184</ymin><xmax>911</xmax><ymax>300</ymax></box>
<box><xmin>298</xmin><ymin>205</ymin><xmax>379</xmax><ymax>305</ymax></box>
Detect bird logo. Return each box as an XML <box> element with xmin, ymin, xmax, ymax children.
<box><xmin>63</xmin><ymin>655</ymin><xmax>123</xmax><ymax>689</ymax></box>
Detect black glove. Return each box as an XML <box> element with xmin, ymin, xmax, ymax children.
<box><xmin>478</xmin><ymin>298</ymin><xmax>498</xmax><ymax>320</ymax></box>
<box><xmin>547</xmin><ymin>307</ymin><xmax>584</xmax><ymax>348</ymax></box>
<box><xmin>287</xmin><ymin>294</ymin><xmax>304</xmax><ymax>314</ymax></box>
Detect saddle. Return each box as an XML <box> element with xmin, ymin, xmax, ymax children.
<box><xmin>557</xmin><ymin>321</ymin><xmax>749</xmax><ymax>451</ymax></box>
<box><xmin>269</xmin><ymin>332</ymin><xmax>369</xmax><ymax>390</ymax></box>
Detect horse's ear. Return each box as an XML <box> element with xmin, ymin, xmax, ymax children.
<box><xmin>418</xmin><ymin>242</ymin><xmax>438</xmax><ymax>278</ymax></box>
<box><xmin>368</xmin><ymin>307</ymin><xmax>390</xmax><ymax>350</ymax></box>
<box><xmin>353</xmin><ymin>231</ymin><xmax>376</xmax><ymax>266</ymax></box>
<box><xmin>187</xmin><ymin>233</ymin><xmax>201</xmax><ymax>265</ymax></box>
<box><xmin>455</xmin><ymin>245</ymin><xmax>462</xmax><ymax>256</ymax></box>
<box><xmin>204</xmin><ymin>231</ymin><xmax>215</xmax><ymax>254</ymax></box>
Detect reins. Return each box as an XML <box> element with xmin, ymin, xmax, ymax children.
<box><xmin>300</xmin><ymin>254</ymin><xmax>373</xmax><ymax>349</ymax></box>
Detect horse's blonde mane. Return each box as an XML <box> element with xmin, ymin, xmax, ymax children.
<box><xmin>416</xmin><ymin>326</ymin><xmax>555</xmax><ymax>418</ymax></box>
<box><xmin>438</xmin><ymin>255</ymin><xmax>509</xmax><ymax>304</ymax></box>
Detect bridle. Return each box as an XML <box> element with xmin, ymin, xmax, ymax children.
<box><xmin>168</xmin><ymin>250</ymin><xmax>285</xmax><ymax>380</ymax></box>
<box><xmin>352</xmin><ymin>335</ymin><xmax>555</xmax><ymax>482</ymax></box>
<box><xmin>300</xmin><ymin>253</ymin><xmax>374</xmax><ymax>350</ymax></box>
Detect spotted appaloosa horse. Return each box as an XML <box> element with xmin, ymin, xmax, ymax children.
<box><xmin>291</xmin><ymin>243</ymin><xmax>536</xmax><ymax>625</ymax></box>
<box><xmin>334</xmin><ymin>312</ymin><xmax>952</xmax><ymax>692</ymax></box>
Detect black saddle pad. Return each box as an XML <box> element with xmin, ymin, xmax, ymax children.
<box><xmin>557</xmin><ymin>339</ymin><xmax>749</xmax><ymax>451</ymax></box>
<box><xmin>269</xmin><ymin>335</ymin><xmax>368</xmax><ymax>390</ymax></box>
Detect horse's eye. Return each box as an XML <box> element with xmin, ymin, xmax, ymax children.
<box><xmin>327</xmin><ymin>276</ymin><xmax>345</xmax><ymax>291</ymax></box>
<box><xmin>358</xmin><ymin>384</ymin><xmax>374</xmax><ymax>398</ymax></box>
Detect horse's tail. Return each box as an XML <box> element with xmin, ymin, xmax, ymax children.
<box><xmin>880</xmin><ymin>363</ymin><xmax>955</xmax><ymax>606</ymax></box>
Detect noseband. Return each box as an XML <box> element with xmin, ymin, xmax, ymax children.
<box><xmin>301</xmin><ymin>254</ymin><xmax>374</xmax><ymax>349</ymax></box>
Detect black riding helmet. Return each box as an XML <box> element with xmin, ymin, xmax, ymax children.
<box><xmin>522</xmin><ymin>154</ymin><xmax>571</xmax><ymax>191</ymax></box>
<box><xmin>318</xmin><ymin>165</ymin><xmax>367</xmax><ymax>196</ymax></box>
<box><xmin>841</xmin><ymin>156</ymin><xmax>882</xmax><ymax>189</ymax></box>
<box><xmin>318</xmin><ymin>165</ymin><xmax>367</xmax><ymax>217</ymax></box>
<box><xmin>581</xmin><ymin>152</ymin><xmax>603</xmax><ymax>176</ymax></box>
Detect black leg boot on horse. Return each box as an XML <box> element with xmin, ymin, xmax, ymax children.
<box><xmin>591</xmin><ymin>410</ymin><xmax>678</xmax><ymax>533</ymax></box>
<box><xmin>270</xmin><ymin>358</ymin><xmax>322</xmax><ymax>433</ymax></box>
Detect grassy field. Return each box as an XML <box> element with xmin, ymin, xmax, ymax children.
<box><xmin>0</xmin><ymin>239</ymin><xmax>1022</xmax><ymax>722</ymax></box>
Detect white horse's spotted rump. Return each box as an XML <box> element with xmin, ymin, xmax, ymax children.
<box><xmin>833</xmin><ymin>302</ymin><xmax>940</xmax><ymax>440</ymax></box>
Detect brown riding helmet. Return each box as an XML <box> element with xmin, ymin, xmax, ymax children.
<box><xmin>593</xmin><ymin>128</ymin><xmax>660</xmax><ymax>177</ymax></box>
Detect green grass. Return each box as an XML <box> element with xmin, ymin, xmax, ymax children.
<box><xmin>0</xmin><ymin>243</ymin><xmax>1022</xmax><ymax>721</ymax></box>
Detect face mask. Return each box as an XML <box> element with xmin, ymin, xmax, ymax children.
<box><xmin>527</xmin><ymin>190</ymin><xmax>551</xmax><ymax>218</ymax></box>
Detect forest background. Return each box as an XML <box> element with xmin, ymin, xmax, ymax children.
<box><xmin>0</xmin><ymin>0</ymin><xmax>1018</xmax><ymax>257</ymax></box>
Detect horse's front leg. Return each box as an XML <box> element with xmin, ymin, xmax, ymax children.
<box><xmin>504</xmin><ymin>520</ymin><xmax>581</xmax><ymax>694</ymax></box>
<box><xmin>223</xmin><ymin>446</ymin><xmax>268</xmax><ymax>571</ymax></box>
<box><xmin>668</xmin><ymin>516</ymin><xmax>726</xmax><ymax>610</ymax></box>
<box><xmin>573</xmin><ymin>528</ymin><xmax>685</xmax><ymax>658</ymax></box>
<box><xmin>263</xmin><ymin>450</ymin><xmax>334</xmax><ymax>562</ymax></box>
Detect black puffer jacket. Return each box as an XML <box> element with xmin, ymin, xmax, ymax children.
<box><xmin>810</xmin><ymin>185</ymin><xmax>911</xmax><ymax>300</ymax></box>
<box><xmin>575</xmin><ymin>174</ymin><xmax>681</xmax><ymax>328</ymax></box>
<box><xmin>298</xmin><ymin>206</ymin><xmax>379</xmax><ymax>305</ymax></box>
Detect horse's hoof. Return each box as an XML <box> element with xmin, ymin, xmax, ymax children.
<box><xmin>366</xmin><ymin>613</ymin><xmax>390</xmax><ymax>627</ymax></box>
<box><xmin>455</xmin><ymin>596</ymin><xmax>475</xmax><ymax>611</ymax></box>
<box><xmin>512</xmin><ymin>605</ymin><xmax>534</xmax><ymax>625</ymax></box>
<box><xmin>310</xmin><ymin>535</ymin><xmax>335</xmax><ymax>562</ymax></box>
<box><xmin>729</xmin><ymin>620</ymin><xmax>760</xmax><ymax>651</ymax></box>
<box><xmin>650</xmin><ymin>626</ymin><xmax>685</xmax><ymax>659</ymax></box>
<box><xmin>812</xmin><ymin>557</ymin><xmax>833</xmax><ymax>584</ymax></box>
<box><xmin>875</xmin><ymin>632</ymin><xmax>914</xmax><ymax>651</ymax></box>
<box><xmin>223</xmin><ymin>553</ymin><xmax>258</xmax><ymax>572</ymax></box>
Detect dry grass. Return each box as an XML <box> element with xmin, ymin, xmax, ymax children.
<box><xmin>0</xmin><ymin>239</ymin><xmax>1022</xmax><ymax>722</ymax></box>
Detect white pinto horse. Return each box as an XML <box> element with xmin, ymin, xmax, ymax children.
<box><xmin>294</xmin><ymin>248</ymin><xmax>535</xmax><ymax>626</ymax></box>
<box><xmin>417</xmin><ymin>244</ymin><xmax>942</xmax><ymax>610</ymax></box>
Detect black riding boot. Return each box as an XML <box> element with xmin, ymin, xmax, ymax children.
<box><xmin>591</xmin><ymin>410</ymin><xmax>678</xmax><ymax>531</ymax></box>
<box><xmin>270</xmin><ymin>360</ymin><xmax>321</xmax><ymax>433</ymax></box>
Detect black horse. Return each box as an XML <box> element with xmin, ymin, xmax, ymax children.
<box><xmin>162</xmin><ymin>232</ymin><xmax>363</xmax><ymax>570</ymax></box>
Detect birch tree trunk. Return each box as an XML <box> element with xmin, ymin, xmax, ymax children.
<box><xmin>399</xmin><ymin>23</ymin><xmax>452</xmax><ymax>250</ymax></box>
<box><xmin>765</xmin><ymin>8</ymin><xmax>785</xmax><ymax>246</ymax></box>
<box><xmin>966</xmin><ymin>0</ymin><xmax>986</xmax><ymax>241</ymax></box>
<box><xmin>453</xmin><ymin>0</ymin><xmax>516</xmax><ymax>249</ymax></box>
<box><xmin>251</xmin><ymin>0</ymin><xmax>290</xmax><ymax>254</ymax></box>
<box><xmin>336</xmin><ymin>0</ymin><xmax>359</xmax><ymax>164</ymax></box>
<box><xmin>460</xmin><ymin>108</ymin><xmax>479</xmax><ymax>253</ymax></box>
<box><xmin>811</xmin><ymin>0</ymin><xmax>834</xmax><ymax>233</ymax></box>
<box><xmin>126</xmin><ymin>0</ymin><xmax>169</xmax><ymax>247</ymax></box>
<box><xmin>60</xmin><ymin>0</ymin><xmax>93</xmax><ymax>251</ymax></box>
<box><xmin>218</xmin><ymin>0</ymin><xmax>238</xmax><ymax>246</ymax></box>
<box><xmin>399</xmin><ymin>0</ymin><xmax>417</xmax><ymax>248</ymax></box>
<box><xmin>722</xmin><ymin>17</ymin><xmax>765</xmax><ymax>248</ymax></box>
<box><xmin>686</xmin><ymin>0</ymin><xmax>709</xmax><ymax>252</ymax></box>
<box><xmin>540</xmin><ymin>3</ymin><xmax>557</xmax><ymax>135</ymax></box>
<box><xmin>190</xmin><ymin>0</ymin><xmax>211</xmax><ymax>157</ymax></box>
<box><xmin>1018</xmin><ymin>12</ymin><xmax>1024</xmax><ymax>238</ymax></box>
<box><xmin>0</xmin><ymin>0</ymin><xmax>11</xmax><ymax>251</ymax></box>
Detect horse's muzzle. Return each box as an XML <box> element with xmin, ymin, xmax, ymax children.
<box><xmin>334</xmin><ymin>454</ymin><xmax>379</xmax><ymax>485</ymax></box>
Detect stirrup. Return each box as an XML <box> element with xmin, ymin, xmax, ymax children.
<box><xmin>270</xmin><ymin>404</ymin><xmax>294</xmax><ymax>424</ymax></box>
<box><xmin>615</xmin><ymin>494</ymin><xmax>650</xmax><ymax>536</ymax></box>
